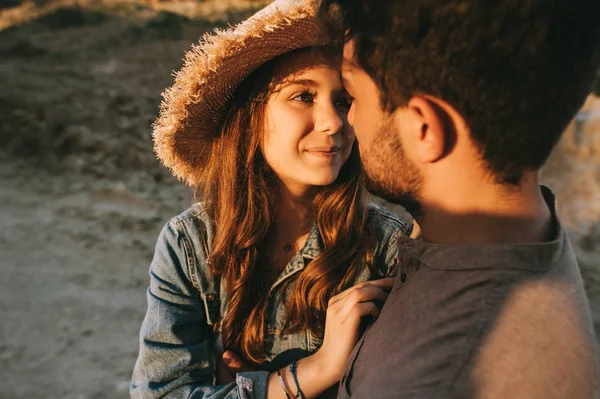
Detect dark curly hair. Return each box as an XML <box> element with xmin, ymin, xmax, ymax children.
<box><xmin>320</xmin><ymin>0</ymin><xmax>600</xmax><ymax>184</ymax></box>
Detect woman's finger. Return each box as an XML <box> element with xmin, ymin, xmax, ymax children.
<box><xmin>338</xmin><ymin>286</ymin><xmax>389</xmax><ymax>317</ymax></box>
<box><xmin>328</xmin><ymin>278</ymin><xmax>395</xmax><ymax>307</ymax></box>
<box><xmin>347</xmin><ymin>301</ymin><xmax>380</xmax><ymax>321</ymax></box>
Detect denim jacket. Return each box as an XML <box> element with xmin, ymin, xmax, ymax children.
<box><xmin>131</xmin><ymin>202</ymin><xmax>411</xmax><ymax>399</ymax></box>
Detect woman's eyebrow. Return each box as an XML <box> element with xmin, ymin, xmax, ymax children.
<box><xmin>282</xmin><ymin>78</ymin><xmax>319</xmax><ymax>88</ymax></box>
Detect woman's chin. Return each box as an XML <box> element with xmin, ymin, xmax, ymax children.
<box><xmin>305</xmin><ymin>172</ymin><xmax>340</xmax><ymax>187</ymax></box>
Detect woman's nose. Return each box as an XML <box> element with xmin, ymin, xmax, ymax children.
<box><xmin>315</xmin><ymin>103</ymin><xmax>344</xmax><ymax>135</ymax></box>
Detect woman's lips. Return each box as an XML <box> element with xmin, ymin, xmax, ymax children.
<box><xmin>305</xmin><ymin>146</ymin><xmax>342</xmax><ymax>157</ymax></box>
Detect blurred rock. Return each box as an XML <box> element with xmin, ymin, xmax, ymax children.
<box><xmin>542</xmin><ymin>95</ymin><xmax>600</xmax><ymax>234</ymax></box>
<box><xmin>144</xmin><ymin>11</ymin><xmax>189</xmax><ymax>40</ymax></box>
<box><xmin>581</xmin><ymin>222</ymin><xmax>600</xmax><ymax>252</ymax></box>
<box><xmin>35</xmin><ymin>7</ymin><xmax>109</xmax><ymax>30</ymax></box>
<box><xmin>0</xmin><ymin>0</ymin><xmax>24</xmax><ymax>9</ymax></box>
<box><xmin>2</xmin><ymin>38</ymin><xmax>46</xmax><ymax>58</ymax></box>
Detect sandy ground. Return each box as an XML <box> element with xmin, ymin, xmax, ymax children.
<box><xmin>0</xmin><ymin>159</ymin><xmax>187</xmax><ymax>398</ymax></box>
<box><xmin>0</xmin><ymin>2</ymin><xmax>599</xmax><ymax>398</ymax></box>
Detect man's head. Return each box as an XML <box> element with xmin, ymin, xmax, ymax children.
<box><xmin>321</xmin><ymin>0</ymin><xmax>600</xmax><ymax>209</ymax></box>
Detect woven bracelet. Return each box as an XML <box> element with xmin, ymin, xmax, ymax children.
<box><xmin>289</xmin><ymin>360</ymin><xmax>304</xmax><ymax>399</ymax></box>
<box><xmin>276</xmin><ymin>369</ymin><xmax>293</xmax><ymax>399</ymax></box>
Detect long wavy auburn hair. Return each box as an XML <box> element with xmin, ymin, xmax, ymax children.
<box><xmin>200</xmin><ymin>47</ymin><xmax>374</xmax><ymax>364</ymax></box>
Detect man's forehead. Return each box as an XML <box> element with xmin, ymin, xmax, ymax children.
<box><xmin>342</xmin><ymin>39</ymin><xmax>360</xmax><ymax>70</ymax></box>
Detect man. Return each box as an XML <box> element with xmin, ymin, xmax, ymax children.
<box><xmin>318</xmin><ymin>1</ymin><xmax>600</xmax><ymax>398</ymax></box>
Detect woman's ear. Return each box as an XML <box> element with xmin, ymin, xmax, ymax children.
<box><xmin>406</xmin><ymin>95</ymin><xmax>453</xmax><ymax>164</ymax></box>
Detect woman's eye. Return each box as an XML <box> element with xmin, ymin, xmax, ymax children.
<box><xmin>292</xmin><ymin>92</ymin><xmax>314</xmax><ymax>103</ymax></box>
<box><xmin>335</xmin><ymin>97</ymin><xmax>353</xmax><ymax>110</ymax></box>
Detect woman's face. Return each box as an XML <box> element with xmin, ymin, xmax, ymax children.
<box><xmin>261</xmin><ymin>49</ymin><xmax>355</xmax><ymax>190</ymax></box>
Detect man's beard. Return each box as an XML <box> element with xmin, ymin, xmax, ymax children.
<box><xmin>360</xmin><ymin>116</ymin><xmax>424</xmax><ymax>216</ymax></box>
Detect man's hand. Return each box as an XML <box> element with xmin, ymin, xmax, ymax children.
<box><xmin>216</xmin><ymin>350</ymin><xmax>253</xmax><ymax>385</ymax></box>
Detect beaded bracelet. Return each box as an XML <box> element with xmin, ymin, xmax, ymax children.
<box><xmin>289</xmin><ymin>360</ymin><xmax>304</xmax><ymax>399</ymax></box>
<box><xmin>276</xmin><ymin>368</ymin><xmax>293</xmax><ymax>399</ymax></box>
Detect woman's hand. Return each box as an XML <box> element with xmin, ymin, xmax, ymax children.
<box><xmin>221</xmin><ymin>278</ymin><xmax>395</xmax><ymax>398</ymax></box>
<box><xmin>312</xmin><ymin>278</ymin><xmax>395</xmax><ymax>385</ymax></box>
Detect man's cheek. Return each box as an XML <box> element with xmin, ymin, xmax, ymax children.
<box><xmin>355</xmin><ymin>111</ymin><xmax>372</xmax><ymax>142</ymax></box>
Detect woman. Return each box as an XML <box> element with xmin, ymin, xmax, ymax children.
<box><xmin>131</xmin><ymin>1</ymin><xmax>411</xmax><ymax>398</ymax></box>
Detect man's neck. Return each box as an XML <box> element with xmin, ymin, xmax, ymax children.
<box><xmin>416</xmin><ymin>173</ymin><xmax>554</xmax><ymax>245</ymax></box>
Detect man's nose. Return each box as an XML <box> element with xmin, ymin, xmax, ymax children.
<box><xmin>347</xmin><ymin>103</ymin><xmax>356</xmax><ymax>127</ymax></box>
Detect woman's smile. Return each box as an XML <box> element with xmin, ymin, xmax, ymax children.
<box><xmin>304</xmin><ymin>145</ymin><xmax>342</xmax><ymax>159</ymax></box>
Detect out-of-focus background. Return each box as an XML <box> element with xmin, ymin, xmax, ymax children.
<box><xmin>0</xmin><ymin>1</ymin><xmax>598</xmax><ymax>398</ymax></box>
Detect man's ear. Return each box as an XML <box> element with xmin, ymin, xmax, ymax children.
<box><xmin>405</xmin><ymin>95</ymin><xmax>454</xmax><ymax>163</ymax></box>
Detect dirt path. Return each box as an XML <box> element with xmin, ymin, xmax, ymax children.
<box><xmin>0</xmin><ymin>158</ymin><xmax>189</xmax><ymax>399</ymax></box>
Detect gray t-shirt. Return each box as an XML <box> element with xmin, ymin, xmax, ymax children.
<box><xmin>338</xmin><ymin>187</ymin><xmax>598</xmax><ymax>399</ymax></box>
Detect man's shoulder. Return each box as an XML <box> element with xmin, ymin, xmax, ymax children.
<box><xmin>471</xmin><ymin>274</ymin><xmax>599</xmax><ymax>398</ymax></box>
<box><xmin>343</xmin><ymin>234</ymin><xmax>597</xmax><ymax>398</ymax></box>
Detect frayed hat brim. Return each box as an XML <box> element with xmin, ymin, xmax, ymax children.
<box><xmin>153</xmin><ymin>0</ymin><xmax>334</xmax><ymax>186</ymax></box>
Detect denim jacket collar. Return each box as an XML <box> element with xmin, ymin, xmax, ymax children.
<box><xmin>271</xmin><ymin>221</ymin><xmax>321</xmax><ymax>290</ymax></box>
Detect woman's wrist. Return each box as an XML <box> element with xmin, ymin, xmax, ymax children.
<box><xmin>268</xmin><ymin>369</ymin><xmax>295</xmax><ymax>399</ymax></box>
<box><xmin>299</xmin><ymin>350</ymin><xmax>340</xmax><ymax>392</ymax></box>
<box><xmin>266</xmin><ymin>352</ymin><xmax>339</xmax><ymax>399</ymax></box>
<box><xmin>308</xmin><ymin>349</ymin><xmax>341</xmax><ymax>388</ymax></box>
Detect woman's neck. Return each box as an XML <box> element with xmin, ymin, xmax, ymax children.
<box><xmin>273</xmin><ymin>179</ymin><xmax>316</xmax><ymax>234</ymax></box>
<box><xmin>264</xmin><ymin>180</ymin><xmax>317</xmax><ymax>272</ymax></box>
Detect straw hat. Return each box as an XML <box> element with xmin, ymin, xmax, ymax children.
<box><xmin>153</xmin><ymin>0</ymin><xmax>336</xmax><ymax>186</ymax></box>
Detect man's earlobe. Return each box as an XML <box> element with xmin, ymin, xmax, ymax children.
<box><xmin>408</xmin><ymin>96</ymin><xmax>452</xmax><ymax>163</ymax></box>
